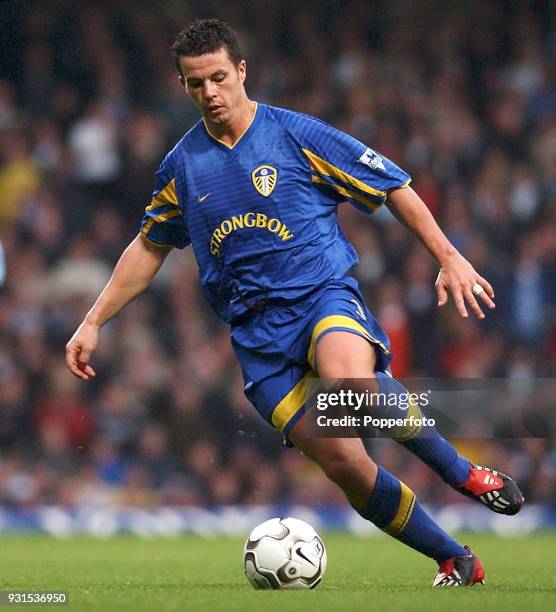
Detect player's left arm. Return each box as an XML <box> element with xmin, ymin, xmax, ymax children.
<box><xmin>387</xmin><ymin>185</ymin><xmax>495</xmax><ymax>319</ymax></box>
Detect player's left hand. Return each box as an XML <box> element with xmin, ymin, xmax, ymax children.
<box><xmin>435</xmin><ymin>253</ymin><xmax>495</xmax><ymax>319</ymax></box>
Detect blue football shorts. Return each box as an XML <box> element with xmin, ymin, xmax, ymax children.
<box><xmin>231</xmin><ymin>276</ymin><xmax>393</xmax><ymax>441</ymax></box>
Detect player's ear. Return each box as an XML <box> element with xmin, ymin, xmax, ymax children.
<box><xmin>238</xmin><ymin>59</ymin><xmax>246</xmax><ymax>83</ymax></box>
<box><xmin>178</xmin><ymin>75</ymin><xmax>186</xmax><ymax>90</ymax></box>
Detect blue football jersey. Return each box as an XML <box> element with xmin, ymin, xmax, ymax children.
<box><xmin>140</xmin><ymin>104</ymin><xmax>410</xmax><ymax>323</ymax></box>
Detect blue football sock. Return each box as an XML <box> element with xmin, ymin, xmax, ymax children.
<box><xmin>401</xmin><ymin>430</ymin><xmax>470</xmax><ymax>486</ymax></box>
<box><xmin>374</xmin><ymin>372</ymin><xmax>470</xmax><ymax>487</ymax></box>
<box><xmin>356</xmin><ymin>466</ymin><xmax>467</xmax><ymax>563</ymax></box>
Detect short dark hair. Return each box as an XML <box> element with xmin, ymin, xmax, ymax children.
<box><xmin>172</xmin><ymin>18</ymin><xmax>243</xmax><ymax>75</ymax></box>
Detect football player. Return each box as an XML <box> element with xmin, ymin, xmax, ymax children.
<box><xmin>66</xmin><ymin>19</ymin><xmax>523</xmax><ymax>587</ymax></box>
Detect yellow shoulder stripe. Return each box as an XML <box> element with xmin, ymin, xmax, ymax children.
<box><xmin>146</xmin><ymin>178</ymin><xmax>178</xmax><ymax>211</ymax></box>
<box><xmin>141</xmin><ymin>208</ymin><xmax>182</xmax><ymax>236</ymax></box>
<box><xmin>302</xmin><ymin>148</ymin><xmax>386</xmax><ymax>198</ymax></box>
<box><xmin>311</xmin><ymin>176</ymin><xmax>381</xmax><ymax>211</ymax></box>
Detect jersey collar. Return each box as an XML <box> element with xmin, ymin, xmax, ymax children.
<box><xmin>202</xmin><ymin>102</ymin><xmax>264</xmax><ymax>155</ymax></box>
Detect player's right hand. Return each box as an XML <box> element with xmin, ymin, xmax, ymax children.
<box><xmin>65</xmin><ymin>320</ymin><xmax>99</xmax><ymax>380</ymax></box>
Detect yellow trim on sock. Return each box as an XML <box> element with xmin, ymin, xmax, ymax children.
<box><xmin>384</xmin><ymin>482</ymin><xmax>416</xmax><ymax>536</ymax></box>
<box><xmin>386</xmin><ymin>398</ymin><xmax>424</xmax><ymax>441</ymax></box>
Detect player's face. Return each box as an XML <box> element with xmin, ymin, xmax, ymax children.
<box><xmin>178</xmin><ymin>47</ymin><xmax>246</xmax><ymax>127</ymax></box>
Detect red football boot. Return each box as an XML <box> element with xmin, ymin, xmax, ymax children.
<box><xmin>457</xmin><ymin>463</ymin><xmax>524</xmax><ymax>515</ymax></box>
<box><xmin>433</xmin><ymin>545</ymin><xmax>485</xmax><ymax>587</ymax></box>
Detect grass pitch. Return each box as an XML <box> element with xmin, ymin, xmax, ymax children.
<box><xmin>0</xmin><ymin>532</ymin><xmax>555</xmax><ymax>611</ymax></box>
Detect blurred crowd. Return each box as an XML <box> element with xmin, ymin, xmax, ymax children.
<box><xmin>0</xmin><ymin>0</ymin><xmax>555</xmax><ymax>512</ymax></box>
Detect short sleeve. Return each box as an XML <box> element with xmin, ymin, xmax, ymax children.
<box><xmin>140</xmin><ymin>153</ymin><xmax>190</xmax><ymax>249</ymax></box>
<box><xmin>299</xmin><ymin>118</ymin><xmax>411</xmax><ymax>214</ymax></box>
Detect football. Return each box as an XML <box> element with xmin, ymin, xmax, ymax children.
<box><xmin>243</xmin><ymin>517</ymin><xmax>327</xmax><ymax>590</ymax></box>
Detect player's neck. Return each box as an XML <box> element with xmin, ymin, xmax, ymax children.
<box><xmin>205</xmin><ymin>98</ymin><xmax>257</xmax><ymax>148</ymax></box>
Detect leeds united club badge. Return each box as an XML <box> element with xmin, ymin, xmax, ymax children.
<box><xmin>251</xmin><ymin>165</ymin><xmax>278</xmax><ymax>197</ymax></box>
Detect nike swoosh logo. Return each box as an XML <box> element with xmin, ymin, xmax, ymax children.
<box><xmin>295</xmin><ymin>547</ymin><xmax>317</xmax><ymax>567</ymax></box>
<box><xmin>198</xmin><ymin>192</ymin><xmax>211</xmax><ymax>202</ymax></box>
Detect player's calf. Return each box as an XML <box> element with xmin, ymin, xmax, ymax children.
<box><xmin>359</xmin><ymin>373</ymin><xmax>525</xmax><ymax>515</ymax></box>
<box><xmin>290</xmin><ymin>413</ymin><xmax>477</xmax><ymax>584</ymax></box>
<box><xmin>355</xmin><ymin>466</ymin><xmax>469</xmax><ymax>563</ymax></box>
<box><xmin>288</xmin><ymin>428</ymin><xmax>378</xmax><ymax>508</ymax></box>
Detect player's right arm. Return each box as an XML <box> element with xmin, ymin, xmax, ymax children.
<box><xmin>65</xmin><ymin>234</ymin><xmax>172</xmax><ymax>380</ymax></box>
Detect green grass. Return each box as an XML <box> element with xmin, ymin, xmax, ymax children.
<box><xmin>0</xmin><ymin>533</ymin><xmax>555</xmax><ymax>611</ymax></box>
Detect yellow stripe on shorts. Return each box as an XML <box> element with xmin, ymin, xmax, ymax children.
<box><xmin>271</xmin><ymin>370</ymin><xmax>320</xmax><ymax>432</ymax></box>
<box><xmin>307</xmin><ymin>315</ymin><xmax>390</xmax><ymax>370</ymax></box>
